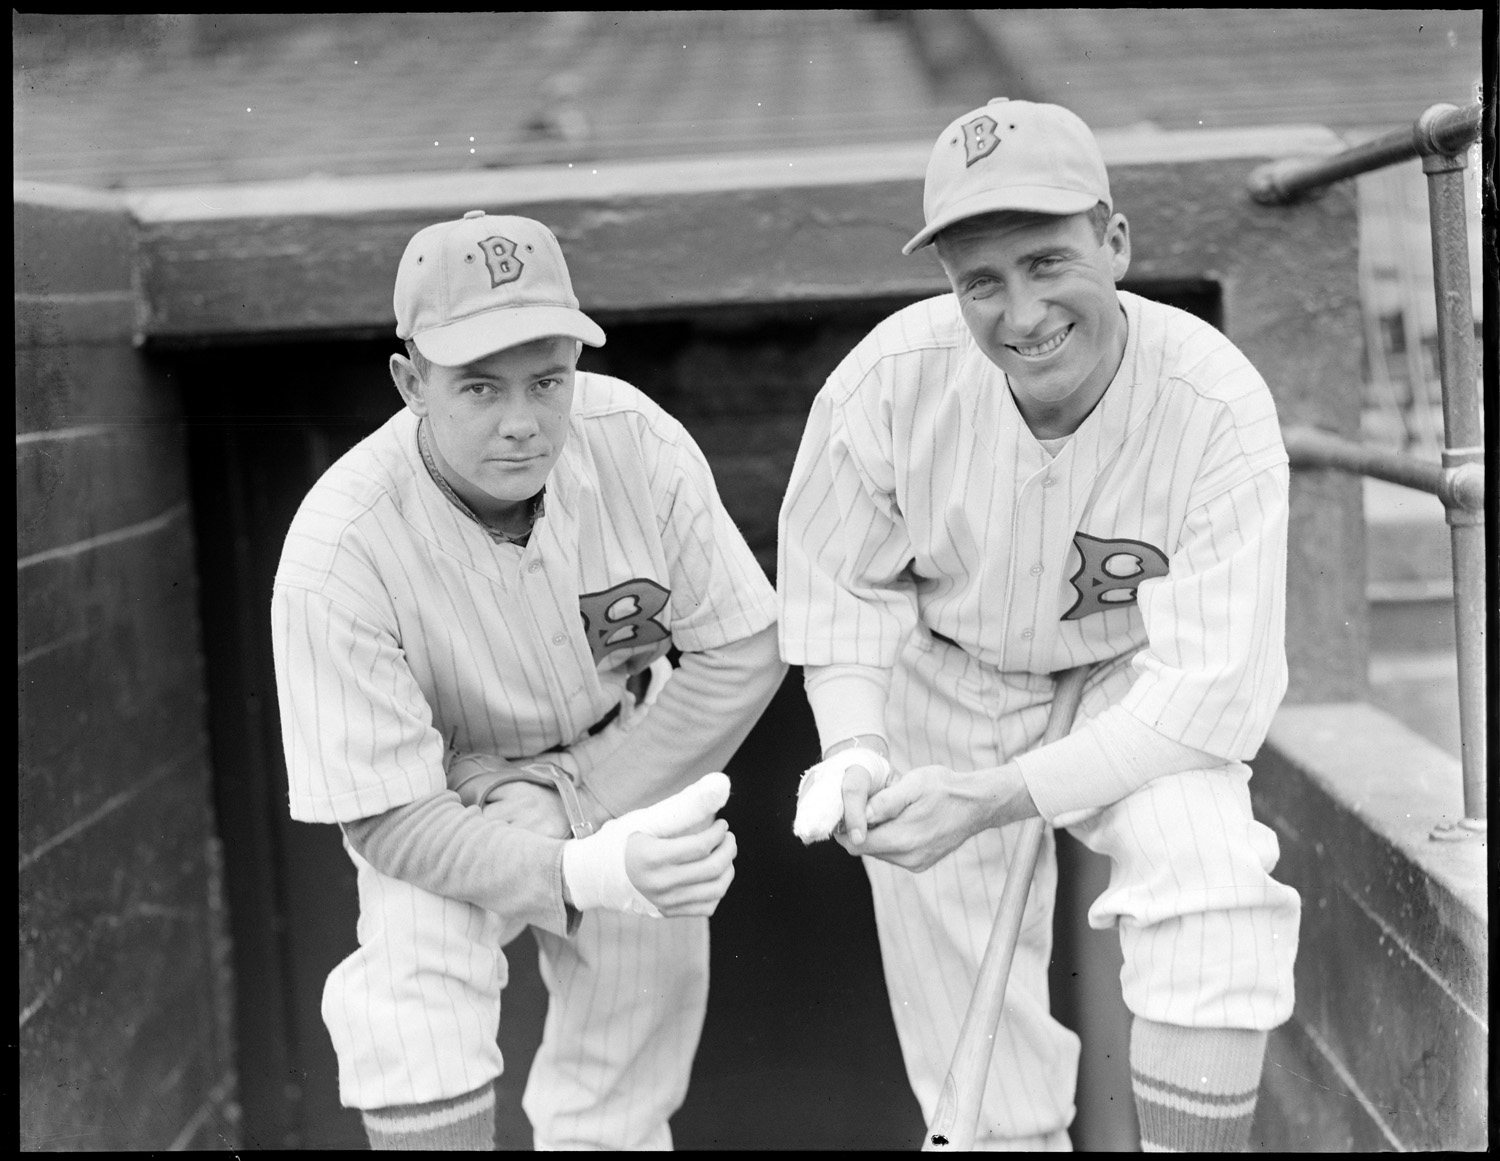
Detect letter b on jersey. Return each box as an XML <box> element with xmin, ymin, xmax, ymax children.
<box><xmin>1063</xmin><ymin>533</ymin><xmax>1169</xmax><ymax>620</ymax></box>
<box><xmin>579</xmin><ymin>579</ymin><xmax>671</xmax><ymax>663</ymax></box>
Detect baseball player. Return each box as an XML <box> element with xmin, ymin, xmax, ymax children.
<box><xmin>270</xmin><ymin>211</ymin><xmax>785</xmax><ymax>1150</ymax></box>
<box><xmin>780</xmin><ymin>99</ymin><xmax>1301</xmax><ymax>1151</ymax></box>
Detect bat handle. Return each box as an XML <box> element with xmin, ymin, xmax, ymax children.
<box><xmin>921</xmin><ymin>664</ymin><xmax>1092</xmax><ymax>1152</ymax></box>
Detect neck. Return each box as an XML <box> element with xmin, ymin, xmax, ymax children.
<box><xmin>417</xmin><ymin>419</ymin><xmax>536</xmax><ymax>534</ymax></box>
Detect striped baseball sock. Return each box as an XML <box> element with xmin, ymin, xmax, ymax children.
<box><xmin>361</xmin><ymin>1081</ymin><xmax>496</xmax><ymax>1151</ymax></box>
<box><xmin>1130</xmin><ymin>1018</ymin><xmax>1266</xmax><ymax>1152</ymax></box>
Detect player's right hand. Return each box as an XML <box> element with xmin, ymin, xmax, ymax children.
<box><xmin>561</xmin><ymin>772</ymin><xmax>736</xmax><ymax>918</ymax></box>
<box><xmin>624</xmin><ymin>821</ymin><xmax>736</xmax><ymax>917</ymax></box>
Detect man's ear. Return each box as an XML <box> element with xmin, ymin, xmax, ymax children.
<box><xmin>1107</xmin><ymin>213</ymin><xmax>1131</xmax><ymax>282</ymax></box>
<box><xmin>390</xmin><ymin>353</ymin><xmax>428</xmax><ymax>416</ymax></box>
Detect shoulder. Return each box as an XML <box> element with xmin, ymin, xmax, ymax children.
<box><xmin>276</xmin><ymin>410</ymin><xmax>420</xmax><ymax>586</ymax></box>
<box><xmin>825</xmin><ymin>293</ymin><xmax>966</xmax><ymax>401</ymax></box>
<box><xmin>1124</xmin><ymin>291</ymin><xmax>1270</xmax><ymax>407</ymax></box>
<box><xmin>570</xmin><ymin>370</ymin><xmax>695</xmax><ymax>454</ymax></box>
<box><xmin>1121</xmin><ymin>293</ymin><xmax>1287</xmax><ymax>484</ymax></box>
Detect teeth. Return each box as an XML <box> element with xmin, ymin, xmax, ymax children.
<box><xmin>1012</xmin><ymin>327</ymin><xmax>1070</xmax><ymax>358</ymax></box>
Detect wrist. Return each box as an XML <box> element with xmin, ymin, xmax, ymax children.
<box><xmin>821</xmin><ymin>733</ymin><xmax>890</xmax><ymax>762</ymax></box>
<box><xmin>973</xmin><ymin>762</ymin><xmax>1038</xmax><ymax>829</ymax></box>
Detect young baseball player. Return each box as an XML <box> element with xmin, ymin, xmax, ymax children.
<box><xmin>780</xmin><ymin>99</ymin><xmax>1301</xmax><ymax>1151</ymax></box>
<box><xmin>271</xmin><ymin>210</ymin><xmax>785</xmax><ymax>1150</ymax></box>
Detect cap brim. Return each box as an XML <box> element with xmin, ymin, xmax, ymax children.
<box><xmin>902</xmin><ymin>187</ymin><xmax>1103</xmax><ymax>255</ymax></box>
<box><xmin>412</xmin><ymin>306</ymin><xmax>606</xmax><ymax>366</ymax></box>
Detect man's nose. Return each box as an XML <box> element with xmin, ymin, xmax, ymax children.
<box><xmin>1004</xmin><ymin>281</ymin><xmax>1048</xmax><ymax>336</ymax></box>
<box><xmin>494</xmin><ymin>393</ymin><xmax>541</xmax><ymax>438</ymax></box>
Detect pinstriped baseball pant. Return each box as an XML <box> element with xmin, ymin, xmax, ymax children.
<box><xmin>865</xmin><ymin>635</ymin><xmax>1300</xmax><ymax>1149</ymax></box>
<box><xmin>323</xmin><ymin>859</ymin><xmax>709</xmax><ymax>1150</ymax></box>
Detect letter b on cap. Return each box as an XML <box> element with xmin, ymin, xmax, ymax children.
<box><xmin>962</xmin><ymin>115</ymin><xmax>1001</xmax><ymax>167</ymax></box>
<box><xmin>478</xmin><ymin>235</ymin><xmax>525</xmax><ymax>288</ymax></box>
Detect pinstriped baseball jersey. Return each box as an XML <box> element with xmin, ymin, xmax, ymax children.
<box><xmin>778</xmin><ymin>288</ymin><xmax>1288</xmax><ymax>760</ymax></box>
<box><xmin>274</xmin><ymin>370</ymin><xmax>776</xmax><ymax>826</ymax></box>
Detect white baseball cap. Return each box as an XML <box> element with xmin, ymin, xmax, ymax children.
<box><xmin>903</xmin><ymin>98</ymin><xmax>1112</xmax><ymax>255</ymax></box>
<box><xmin>394</xmin><ymin>211</ymin><xmax>605</xmax><ymax>366</ymax></box>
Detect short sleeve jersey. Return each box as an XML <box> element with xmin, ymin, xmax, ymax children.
<box><xmin>274</xmin><ymin>371</ymin><xmax>777</xmax><ymax>823</ymax></box>
<box><xmin>778</xmin><ymin>290</ymin><xmax>1290</xmax><ymax>759</ymax></box>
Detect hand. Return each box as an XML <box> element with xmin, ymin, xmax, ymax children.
<box><xmin>793</xmin><ymin>747</ymin><xmax>893</xmax><ymax>844</ymax></box>
<box><xmin>479</xmin><ymin>782</ymin><xmax>572</xmax><ymax>840</ymax></box>
<box><xmin>837</xmin><ymin>762</ymin><xmax>1038</xmax><ymax>873</ymax></box>
<box><xmin>624</xmin><ymin>821</ymin><xmax>737</xmax><ymax>917</ymax></box>
<box><xmin>562</xmin><ymin>772</ymin><xmax>737</xmax><ymax>918</ymax></box>
<box><xmin>837</xmin><ymin>763</ymin><xmax>883</xmax><ymax>845</ymax></box>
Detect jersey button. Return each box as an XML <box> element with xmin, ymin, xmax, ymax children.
<box><xmin>551</xmin><ymin>633</ymin><xmax>566</xmax><ymax>646</ymax></box>
<box><xmin>1042</xmin><ymin>476</ymin><xmax>1055</xmax><ymax>488</ymax></box>
<box><xmin>1030</xmin><ymin>563</ymin><xmax>1044</xmax><ymax>575</ymax></box>
<box><xmin>1020</xmin><ymin>629</ymin><xmax>1034</xmax><ymax>640</ymax></box>
<box><xmin>528</xmin><ymin>561</ymin><xmax>541</xmax><ymax>573</ymax></box>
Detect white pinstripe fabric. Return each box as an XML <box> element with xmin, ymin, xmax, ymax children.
<box><xmin>868</xmin><ymin>638</ymin><xmax>1298</xmax><ymax>1147</ymax></box>
<box><xmin>526</xmin><ymin>912</ymin><xmax>709</xmax><ymax>1150</ymax></box>
<box><xmin>779</xmin><ymin>291</ymin><xmax>1289</xmax><ymax>760</ymax></box>
<box><xmin>778</xmin><ymin>291</ymin><xmax>1300</xmax><ymax>1146</ymax></box>
<box><xmin>275</xmin><ymin>371</ymin><xmax>775</xmax><ymax>1132</ymax></box>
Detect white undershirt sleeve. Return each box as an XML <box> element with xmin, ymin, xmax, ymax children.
<box><xmin>802</xmin><ymin>663</ymin><xmax>892</xmax><ymax>753</ymax></box>
<box><xmin>1013</xmin><ymin>704</ymin><xmax>1228</xmax><ymax>825</ymax></box>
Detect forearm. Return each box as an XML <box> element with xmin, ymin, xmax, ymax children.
<box><xmin>1010</xmin><ymin>704</ymin><xmax>1226</xmax><ymax>824</ymax></box>
<box><xmin>341</xmin><ymin>791</ymin><xmax>574</xmax><ymax>935</ymax></box>
<box><xmin>802</xmin><ymin>663</ymin><xmax>892</xmax><ymax>754</ymax></box>
<box><xmin>576</xmin><ymin>624</ymin><xmax>786</xmax><ymax>818</ymax></box>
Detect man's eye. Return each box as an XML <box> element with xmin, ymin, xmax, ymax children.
<box><xmin>968</xmin><ymin>277</ymin><xmax>997</xmax><ymax>296</ymax></box>
<box><xmin>463</xmin><ymin>382</ymin><xmax>493</xmax><ymax>395</ymax></box>
<box><xmin>1033</xmin><ymin>256</ymin><xmax>1063</xmax><ymax>272</ymax></box>
<box><xmin>534</xmin><ymin>378</ymin><xmax>561</xmax><ymax>392</ymax></box>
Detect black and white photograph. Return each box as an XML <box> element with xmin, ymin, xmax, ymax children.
<box><xmin>17</xmin><ymin>10</ymin><xmax>1489</xmax><ymax>1151</ymax></box>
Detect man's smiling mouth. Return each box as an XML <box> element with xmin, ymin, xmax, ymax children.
<box><xmin>1008</xmin><ymin>325</ymin><xmax>1073</xmax><ymax>359</ymax></box>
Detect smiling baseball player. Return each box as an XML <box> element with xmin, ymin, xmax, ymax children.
<box><xmin>779</xmin><ymin>100</ymin><xmax>1301</xmax><ymax>1151</ymax></box>
<box><xmin>271</xmin><ymin>211</ymin><xmax>784</xmax><ymax>1150</ymax></box>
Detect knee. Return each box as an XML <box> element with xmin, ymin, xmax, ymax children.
<box><xmin>1082</xmin><ymin>767</ymin><xmax>1299</xmax><ymax>928</ymax></box>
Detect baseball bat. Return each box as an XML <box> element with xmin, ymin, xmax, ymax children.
<box><xmin>922</xmin><ymin>664</ymin><xmax>1093</xmax><ymax>1152</ymax></box>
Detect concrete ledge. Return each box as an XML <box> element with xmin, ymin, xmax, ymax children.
<box><xmin>1250</xmin><ymin>702</ymin><xmax>1487</xmax><ymax>1151</ymax></box>
<box><xmin>115</xmin><ymin>126</ymin><xmax>1343</xmax><ymax>222</ymax></box>
<box><xmin>97</xmin><ymin>125</ymin><xmax>1350</xmax><ymax>341</ymax></box>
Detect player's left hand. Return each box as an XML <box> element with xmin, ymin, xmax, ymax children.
<box><xmin>480</xmin><ymin>782</ymin><xmax>572</xmax><ymax>840</ymax></box>
<box><xmin>838</xmin><ymin>762</ymin><xmax>1038</xmax><ymax>872</ymax></box>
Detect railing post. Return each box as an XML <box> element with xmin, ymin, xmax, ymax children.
<box><xmin>1416</xmin><ymin>104</ymin><xmax>1487</xmax><ymax>838</ymax></box>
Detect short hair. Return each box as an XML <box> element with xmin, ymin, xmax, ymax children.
<box><xmin>404</xmin><ymin>339</ymin><xmax>431</xmax><ymax>382</ymax></box>
<box><xmin>936</xmin><ymin>201</ymin><xmax>1114</xmax><ymax>251</ymax></box>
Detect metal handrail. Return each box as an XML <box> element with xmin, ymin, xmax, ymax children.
<box><xmin>1283</xmin><ymin>427</ymin><xmax>1485</xmax><ymax>514</ymax></box>
<box><xmin>1253</xmin><ymin>103</ymin><xmax>1486</xmax><ymax>840</ymax></box>
<box><xmin>1248</xmin><ymin>102</ymin><xmax>1482</xmax><ymax>204</ymax></box>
